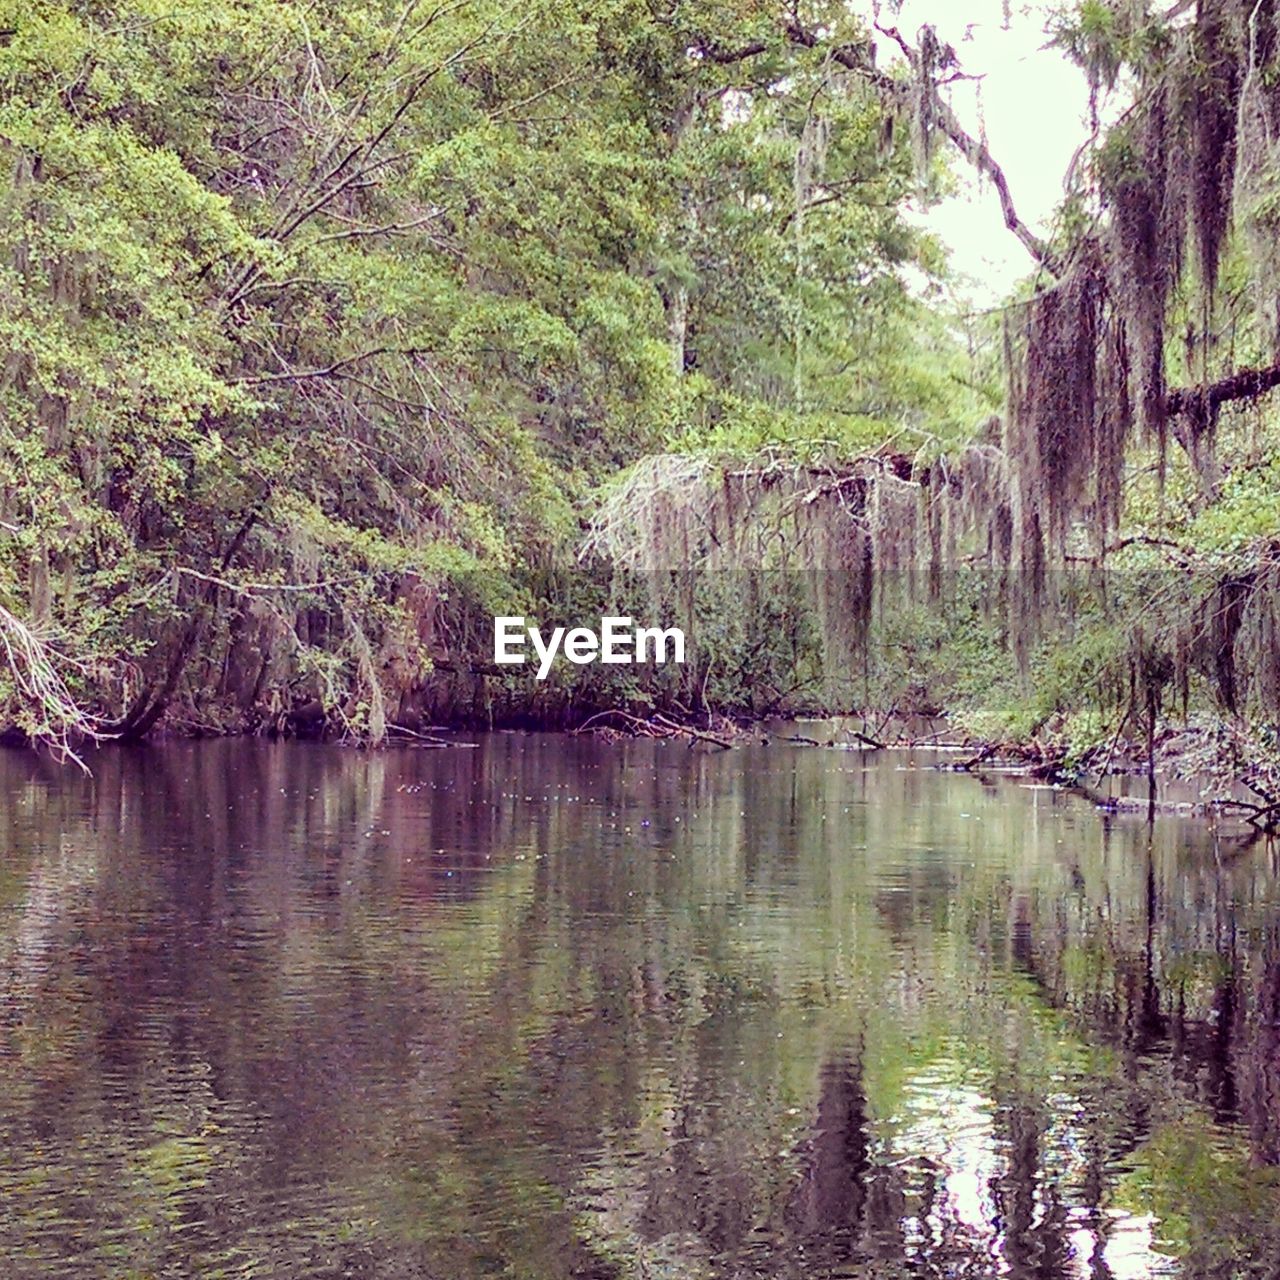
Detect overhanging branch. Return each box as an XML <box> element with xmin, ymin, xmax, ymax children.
<box><xmin>867</xmin><ymin>23</ymin><xmax>1061</xmax><ymax>276</ymax></box>
<box><xmin>690</xmin><ymin>19</ymin><xmax>1061</xmax><ymax>275</ymax></box>
<box><xmin>1166</xmin><ymin>363</ymin><xmax>1280</xmax><ymax>417</ymax></box>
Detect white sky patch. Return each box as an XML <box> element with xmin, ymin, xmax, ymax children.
<box><xmin>876</xmin><ymin>0</ymin><xmax>1097</xmax><ymax>304</ymax></box>
<box><xmin>892</xmin><ymin>1056</ymin><xmax>1179</xmax><ymax>1278</ymax></box>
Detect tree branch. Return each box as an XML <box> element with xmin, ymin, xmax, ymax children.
<box><xmin>1166</xmin><ymin>363</ymin><xmax>1280</xmax><ymax>417</ymax></box>
<box><xmin>233</xmin><ymin>346</ymin><xmax>431</xmax><ymax>385</ymax></box>
<box><xmin>692</xmin><ymin>37</ymin><xmax>770</xmax><ymax>64</ymax></box>
<box><xmin>686</xmin><ymin>19</ymin><xmax>1059</xmax><ymax>273</ymax></box>
<box><xmin>868</xmin><ymin>23</ymin><xmax>1061</xmax><ymax>275</ymax></box>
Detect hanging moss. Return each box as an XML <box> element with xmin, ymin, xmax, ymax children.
<box><xmin>1093</xmin><ymin>308</ymin><xmax>1132</xmax><ymax>542</ymax></box>
<box><xmin>1233</xmin><ymin>0</ymin><xmax>1280</xmax><ymax>359</ymax></box>
<box><xmin>583</xmin><ymin>1</ymin><xmax>1280</xmax><ymax>720</ymax></box>
<box><xmin>1247</xmin><ymin>566</ymin><xmax>1280</xmax><ymax>722</ymax></box>
<box><xmin>922</xmin><ymin>461</ymin><xmax>946</xmax><ymax>601</ymax></box>
<box><xmin>1098</xmin><ymin>113</ymin><xmax>1173</xmax><ymax>465</ymax></box>
<box><xmin>1185</xmin><ymin>572</ymin><xmax>1255</xmax><ymax>716</ymax></box>
<box><xmin>1006</xmin><ymin>241</ymin><xmax>1109</xmax><ymax>555</ymax></box>
<box><xmin>803</xmin><ymin>487</ymin><xmax>872</xmax><ymax>702</ymax></box>
<box><xmin>1189</xmin><ymin>0</ymin><xmax>1242</xmax><ymax>303</ymax></box>
<box><xmin>1000</xmin><ymin>0</ymin><xmax>1274</xmax><ymax>539</ymax></box>
<box><xmin>911</xmin><ymin>25</ymin><xmax>941</xmax><ymax>186</ymax></box>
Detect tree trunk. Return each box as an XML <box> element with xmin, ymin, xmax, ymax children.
<box><xmin>668</xmin><ymin>285</ymin><xmax>688</xmax><ymax>375</ymax></box>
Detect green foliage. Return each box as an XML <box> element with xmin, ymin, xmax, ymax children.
<box><xmin>0</xmin><ymin>0</ymin><xmax>988</xmax><ymax>740</ymax></box>
<box><xmin>1116</xmin><ymin>1115</ymin><xmax>1280</xmax><ymax>1275</ymax></box>
<box><xmin>1049</xmin><ymin>0</ymin><xmax>1176</xmax><ymax>96</ymax></box>
<box><xmin>4</xmin><ymin>0</ymin><xmax>1277</xmax><ymax>748</ymax></box>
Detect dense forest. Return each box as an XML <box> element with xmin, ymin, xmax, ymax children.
<box><xmin>1</xmin><ymin>0</ymin><xmax>1279</xmax><ymax>789</ymax></box>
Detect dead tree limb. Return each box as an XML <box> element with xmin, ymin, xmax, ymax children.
<box><xmin>1166</xmin><ymin>363</ymin><xmax>1280</xmax><ymax>417</ymax></box>
<box><xmin>574</xmin><ymin>708</ymin><xmax>735</xmax><ymax>748</ymax></box>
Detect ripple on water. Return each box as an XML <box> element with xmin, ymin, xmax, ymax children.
<box><xmin>0</xmin><ymin>739</ymin><xmax>1275</xmax><ymax>1278</ymax></box>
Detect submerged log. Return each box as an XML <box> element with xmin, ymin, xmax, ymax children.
<box><xmin>573</xmin><ymin>708</ymin><xmax>735</xmax><ymax>748</ymax></box>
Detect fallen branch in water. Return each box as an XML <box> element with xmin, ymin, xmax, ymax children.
<box><xmin>650</xmin><ymin>712</ymin><xmax>736</xmax><ymax>749</ymax></box>
<box><xmin>956</xmin><ymin>742</ymin><xmax>1000</xmax><ymax>772</ymax></box>
<box><xmin>0</xmin><ymin>605</ymin><xmax>108</xmax><ymax>768</ymax></box>
<box><xmin>385</xmin><ymin>722</ymin><xmax>474</xmax><ymax>747</ymax></box>
<box><xmin>1211</xmin><ymin>798</ymin><xmax>1280</xmax><ymax>830</ymax></box>
<box><xmin>573</xmin><ymin>708</ymin><xmax>735</xmax><ymax>748</ymax></box>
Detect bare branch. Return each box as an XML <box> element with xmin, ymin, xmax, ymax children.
<box><xmin>869</xmin><ymin>22</ymin><xmax>1061</xmax><ymax>275</ymax></box>
<box><xmin>231</xmin><ymin>345</ymin><xmax>432</xmax><ymax>385</ymax></box>
<box><xmin>172</xmin><ymin>567</ymin><xmax>364</xmax><ymax>594</ymax></box>
<box><xmin>302</xmin><ymin>212</ymin><xmax>445</xmax><ymax>247</ymax></box>
<box><xmin>0</xmin><ymin>605</ymin><xmax>106</xmax><ymax>766</ymax></box>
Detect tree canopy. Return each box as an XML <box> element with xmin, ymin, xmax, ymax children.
<box><xmin>1</xmin><ymin>0</ymin><xmax>1279</xmax><ymax>768</ymax></box>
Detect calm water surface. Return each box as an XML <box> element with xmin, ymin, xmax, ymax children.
<box><xmin>1</xmin><ymin>737</ymin><xmax>1278</xmax><ymax>1279</ymax></box>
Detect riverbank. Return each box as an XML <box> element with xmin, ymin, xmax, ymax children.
<box><xmin>7</xmin><ymin>697</ymin><xmax>1275</xmax><ymax>833</ymax></box>
<box><xmin>566</xmin><ymin>710</ymin><xmax>1280</xmax><ymax>830</ymax></box>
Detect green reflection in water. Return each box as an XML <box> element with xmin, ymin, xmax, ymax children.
<box><xmin>0</xmin><ymin>737</ymin><xmax>1277</xmax><ymax>1278</ymax></box>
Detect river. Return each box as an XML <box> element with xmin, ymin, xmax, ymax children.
<box><xmin>1</xmin><ymin>737</ymin><xmax>1277</xmax><ymax>1278</ymax></box>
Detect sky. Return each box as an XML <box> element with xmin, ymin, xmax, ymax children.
<box><xmin>880</xmin><ymin>0</ymin><xmax>1096</xmax><ymax>302</ymax></box>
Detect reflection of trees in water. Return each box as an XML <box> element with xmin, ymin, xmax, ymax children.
<box><xmin>550</xmin><ymin>763</ymin><xmax>1280</xmax><ymax>1278</ymax></box>
<box><xmin>5</xmin><ymin>742</ymin><xmax>1280</xmax><ymax>1276</ymax></box>
<box><xmin>1004</xmin><ymin>826</ymin><xmax>1280</xmax><ymax>1167</ymax></box>
<box><xmin>609</xmin><ymin>1047</ymin><xmax>1120</xmax><ymax>1279</ymax></box>
<box><xmin>987</xmin><ymin>826</ymin><xmax>1280</xmax><ymax>1277</ymax></box>
<box><xmin>786</xmin><ymin>1053</ymin><xmax>868</xmax><ymax>1250</ymax></box>
<box><xmin>0</xmin><ymin>741</ymin><xmax>629</xmax><ymax>1276</ymax></box>
<box><xmin>620</xmin><ymin>1052</ymin><xmax>877</xmax><ymax>1275</ymax></box>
